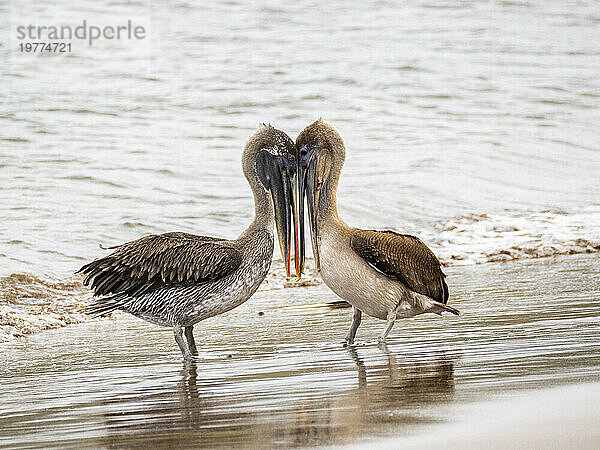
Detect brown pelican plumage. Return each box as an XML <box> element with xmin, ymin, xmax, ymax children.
<box><xmin>296</xmin><ymin>119</ymin><xmax>459</xmax><ymax>345</ymax></box>
<box><xmin>78</xmin><ymin>125</ymin><xmax>298</xmax><ymax>359</ymax></box>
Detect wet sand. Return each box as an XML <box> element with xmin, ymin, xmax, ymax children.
<box><xmin>1</xmin><ymin>254</ymin><xmax>599</xmax><ymax>448</ymax></box>
<box><xmin>347</xmin><ymin>382</ymin><xmax>600</xmax><ymax>449</ymax></box>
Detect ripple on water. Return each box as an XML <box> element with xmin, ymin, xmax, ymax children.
<box><xmin>0</xmin><ymin>255</ymin><xmax>599</xmax><ymax>447</ymax></box>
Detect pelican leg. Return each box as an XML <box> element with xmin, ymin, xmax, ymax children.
<box><xmin>344</xmin><ymin>307</ymin><xmax>362</xmax><ymax>345</ymax></box>
<box><xmin>174</xmin><ymin>325</ymin><xmax>192</xmax><ymax>360</ymax></box>
<box><xmin>378</xmin><ymin>310</ymin><xmax>396</xmax><ymax>343</ymax></box>
<box><xmin>184</xmin><ymin>325</ymin><xmax>198</xmax><ymax>356</ymax></box>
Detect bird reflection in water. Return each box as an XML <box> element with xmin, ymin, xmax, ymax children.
<box><xmin>347</xmin><ymin>343</ymin><xmax>455</xmax><ymax>411</ymax></box>
<box><xmin>288</xmin><ymin>344</ymin><xmax>456</xmax><ymax>446</ymax></box>
<box><xmin>176</xmin><ymin>361</ymin><xmax>201</xmax><ymax>423</ymax></box>
<box><xmin>97</xmin><ymin>348</ymin><xmax>455</xmax><ymax>447</ymax></box>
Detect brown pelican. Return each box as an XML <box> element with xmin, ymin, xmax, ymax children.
<box><xmin>296</xmin><ymin>119</ymin><xmax>459</xmax><ymax>345</ymax></box>
<box><xmin>78</xmin><ymin>125</ymin><xmax>298</xmax><ymax>359</ymax></box>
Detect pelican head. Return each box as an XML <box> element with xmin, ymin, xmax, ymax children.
<box><xmin>243</xmin><ymin>124</ymin><xmax>299</xmax><ymax>278</ymax></box>
<box><xmin>295</xmin><ymin>119</ymin><xmax>346</xmax><ymax>273</ymax></box>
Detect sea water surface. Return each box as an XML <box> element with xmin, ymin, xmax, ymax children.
<box><xmin>1</xmin><ymin>255</ymin><xmax>599</xmax><ymax>447</ymax></box>
<box><xmin>1</xmin><ymin>0</ymin><xmax>599</xmax><ymax>447</ymax></box>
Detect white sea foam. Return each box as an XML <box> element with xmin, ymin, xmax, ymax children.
<box><xmin>0</xmin><ymin>274</ymin><xmax>91</xmax><ymax>342</ymax></box>
<box><xmin>424</xmin><ymin>206</ymin><xmax>600</xmax><ymax>266</ymax></box>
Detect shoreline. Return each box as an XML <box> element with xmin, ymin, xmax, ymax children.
<box><xmin>1</xmin><ymin>252</ymin><xmax>599</xmax><ymax>447</ymax></box>
<box><xmin>2</xmin><ymin>251</ymin><xmax>599</xmax><ymax>342</ymax></box>
<box><xmin>342</xmin><ymin>382</ymin><xmax>600</xmax><ymax>449</ymax></box>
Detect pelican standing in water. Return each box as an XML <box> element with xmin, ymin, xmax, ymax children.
<box><xmin>78</xmin><ymin>125</ymin><xmax>298</xmax><ymax>359</ymax></box>
<box><xmin>296</xmin><ymin>119</ymin><xmax>459</xmax><ymax>345</ymax></box>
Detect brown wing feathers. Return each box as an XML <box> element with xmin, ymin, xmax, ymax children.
<box><xmin>78</xmin><ymin>232</ymin><xmax>242</xmax><ymax>298</ymax></box>
<box><xmin>350</xmin><ymin>229</ymin><xmax>448</xmax><ymax>304</ymax></box>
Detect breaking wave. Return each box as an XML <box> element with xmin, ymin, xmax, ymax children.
<box><xmin>0</xmin><ymin>273</ymin><xmax>91</xmax><ymax>342</ymax></box>
<box><xmin>425</xmin><ymin>206</ymin><xmax>600</xmax><ymax>265</ymax></box>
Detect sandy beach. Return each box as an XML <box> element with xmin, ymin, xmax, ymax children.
<box><xmin>344</xmin><ymin>382</ymin><xmax>600</xmax><ymax>450</ymax></box>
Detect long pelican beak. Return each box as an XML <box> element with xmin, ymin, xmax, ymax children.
<box><xmin>297</xmin><ymin>145</ymin><xmax>320</xmax><ymax>272</ymax></box>
<box><xmin>289</xmin><ymin>159</ymin><xmax>302</xmax><ymax>279</ymax></box>
<box><xmin>268</xmin><ymin>154</ymin><xmax>297</xmax><ymax>279</ymax></box>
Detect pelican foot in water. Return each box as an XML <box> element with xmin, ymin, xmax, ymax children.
<box><xmin>377</xmin><ymin>341</ymin><xmax>390</xmax><ymax>352</ymax></box>
<box><xmin>174</xmin><ymin>325</ymin><xmax>193</xmax><ymax>360</ymax></box>
<box><xmin>184</xmin><ymin>325</ymin><xmax>198</xmax><ymax>356</ymax></box>
<box><xmin>378</xmin><ymin>310</ymin><xmax>396</xmax><ymax>344</ymax></box>
<box><xmin>344</xmin><ymin>306</ymin><xmax>362</xmax><ymax>345</ymax></box>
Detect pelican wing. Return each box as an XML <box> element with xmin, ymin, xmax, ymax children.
<box><xmin>78</xmin><ymin>232</ymin><xmax>242</xmax><ymax>298</ymax></box>
<box><xmin>350</xmin><ymin>229</ymin><xmax>449</xmax><ymax>304</ymax></box>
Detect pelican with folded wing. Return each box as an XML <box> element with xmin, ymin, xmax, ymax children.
<box><xmin>78</xmin><ymin>125</ymin><xmax>298</xmax><ymax>359</ymax></box>
<box><xmin>296</xmin><ymin>119</ymin><xmax>459</xmax><ymax>344</ymax></box>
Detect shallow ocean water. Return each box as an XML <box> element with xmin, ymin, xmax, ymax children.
<box><xmin>1</xmin><ymin>255</ymin><xmax>599</xmax><ymax>447</ymax></box>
